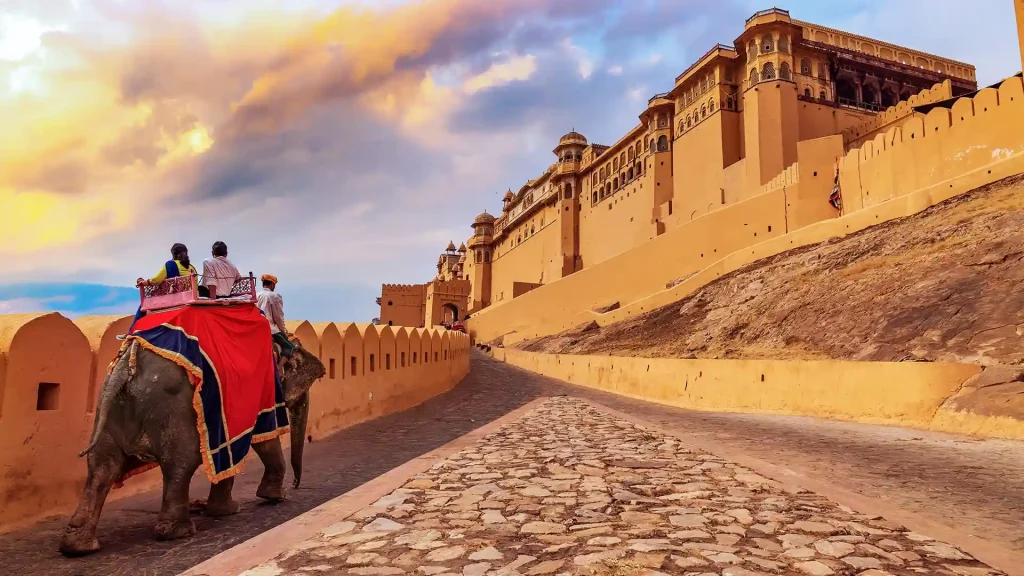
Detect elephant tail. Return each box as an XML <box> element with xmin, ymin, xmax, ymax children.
<box><xmin>80</xmin><ymin>339</ymin><xmax>138</xmax><ymax>457</ymax></box>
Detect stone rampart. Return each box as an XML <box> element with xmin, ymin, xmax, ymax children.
<box><xmin>0</xmin><ymin>313</ymin><xmax>469</xmax><ymax>533</ymax></box>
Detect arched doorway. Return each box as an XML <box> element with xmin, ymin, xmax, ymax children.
<box><xmin>442</xmin><ymin>303</ymin><xmax>459</xmax><ymax>324</ymax></box>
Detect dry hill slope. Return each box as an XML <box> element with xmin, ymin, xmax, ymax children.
<box><xmin>519</xmin><ymin>174</ymin><xmax>1024</xmax><ymax>367</ymax></box>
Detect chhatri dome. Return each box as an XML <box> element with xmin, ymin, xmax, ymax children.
<box><xmin>558</xmin><ymin>130</ymin><xmax>588</xmax><ymax>146</ymax></box>
<box><xmin>502</xmin><ymin>190</ymin><xmax>515</xmax><ymax>202</ymax></box>
<box><xmin>458</xmin><ymin>242</ymin><xmax>467</xmax><ymax>253</ymax></box>
<box><xmin>473</xmin><ymin>211</ymin><xmax>496</xmax><ymax>225</ymax></box>
<box><xmin>446</xmin><ymin>240</ymin><xmax>456</xmax><ymax>252</ymax></box>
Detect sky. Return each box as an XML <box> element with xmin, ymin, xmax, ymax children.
<box><xmin>0</xmin><ymin>0</ymin><xmax>1019</xmax><ymax>322</ymax></box>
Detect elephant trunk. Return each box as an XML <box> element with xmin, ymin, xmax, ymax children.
<box><xmin>287</xmin><ymin>391</ymin><xmax>310</xmax><ymax>488</ymax></box>
<box><xmin>80</xmin><ymin>340</ymin><xmax>137</xmax><ymax>457</ymax></box>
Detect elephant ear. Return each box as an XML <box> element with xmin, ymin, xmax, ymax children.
<box><xmin>281</xmin><ymin>346</ymin><xmax>324</xmax><ymax>404</ymax></box>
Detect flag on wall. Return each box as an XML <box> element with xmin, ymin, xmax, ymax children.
<box><xmin>828</xmin><ymin>162</ymin><xmax>843</xmax><ymax>214</ymax></box>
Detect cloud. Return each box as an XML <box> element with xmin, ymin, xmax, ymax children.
<box><xmin>0</xmin><ymin>0</ymin><xmax>1016</xmax><ymax>323</ymax></box>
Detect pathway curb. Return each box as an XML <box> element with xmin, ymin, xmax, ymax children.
<box><xmin>179</xmin><ymin>397</ymin><xmax>550</xmax><ymax>576</ymax></box>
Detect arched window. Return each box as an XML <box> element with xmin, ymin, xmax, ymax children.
<box><xmin>635</xmin><ymin>161</ymin><xmax>642</xmax><ymax>176</ymax></box>
<box><xmin>563</xmin><ymin>186</ymin><xmax>572</xmax><ymax>199</ymax></box>
<box><xmin>475</xmin><ymin>251</ymin><xmax>482</xmax><ymax>263</ymax></box>
<box><xmin>747</xmin><ymin>40</ymin><xmax>756</xmax><ymax>61</ymax></box>
<box><xmin>592</xmin><ymin>191</ymin><xmax>598</xmax><ymax>203</ymax></box>
<box><xmin>635</xmin><ymin>142</ymin><xmax>643</xmax><ymax>157</ymax></box>
<box><xmin>726</xmin><ymin>94</ymin><xmax>734</xmax><ymax>109</ymax></box>
<box><xmin>619</xmin><ymin>152</ymin><xmax>626</xmax><ymax>166</ymax></box>
<box><xmin>484</xmin><ymin>251</ymin><xmax>490</xmax><ymax>263</ymax></box>
<box><xmin>628</xmin><ymin>148</ymin><xmax>635</xmax><ymax>161</ymax></box>
<box><xmin>800</xmin><ymin>58</ymin><xmax>811</xmax><ymax>75</ymax></box>
<box><xmin>819</xmin><ymin>90</ymin><xmax>826</xmax><ymax>100</ymax></box>
<box><xmin>709</xmin><ymin>73</ymin><xmax>716</xmax><ymax>87</ymax></box>
<box><xmin>700</xmin><ymin>77</ymin><xmax>708</xmax><ymax>92</ymax></box>
<box><xmin>817</xmin><ymin>61</ymin><xmax>827</xmax><ymax>80</ymax></box>
<box><xmin>749</xmin><ymin>68</ymin><xmax>759</xmax><ymax>84</ymax></box>
<box><xmin>687</xmin><ymin>116</ymin><xmax>692</xmax><ymax>128</ymax></box>
<box><xmin>778</xmin><ymin>34</ymin><xmax>789</xmax><ymax>54</ymax></box>
<box><xmin>628</xmin><ymin>167</ymin><xmax>634</xmax><ymax>180</ymax></box>
<box><xmin>599</xmin><ymin>167</ymin><xmax>605</xmax><ymax>180</ymax></box>
<box><xmin>678</xmin><ymin>119</ymin><xmax>685</xmax><ymax>134</ymax></box>
<box><xmin>613</xmin><ymin>158</ymin><xmax>618</xmax><ymax>171</ymax></box>
<box><xmin>779</xmin><ymin>62</ymin><xmax>791</xmax><ymax>80</ymax></box>
<box><xmin>804</xmin><ymin>87</ymin><xmax>812</xmax><ymax>97</ymax></box>
<box><xmin>613</xmin><ymin>177</ymin><xmax>619</xmax><ymax>189</ymax></box>
<box><xmin>724</xmin><ymin>67</ymin><xmax>733</xmax><ymax>83</ymax></box>
<box><xmin>575</xmin><ymin>152</ymin><xmax>582</xmax><ymax>161</ymax></box>
<box><xmin>709</xmin><ymin>99</ymin><xmax>715</xmax><ymax>113</ymax></box>
<box><xmin>650</xmin><ymin>139</ymin><xmax>657</xmax><ymax>154</ymax></box>
<box><xmin>693</xmin><ymin>110</ymin><xmax>699</xmax><ymax>124</ymax></box>
<box><xmin>762</xmin><ymin>62</ymin><xmax>776</xmax><ymax>80</ymax></box>
<box><xmin>657</xmin><ymin>135</ymin><xmax>668</xmax><ymax>151</ymax></box>
<box><xmin>760</xmin><ymin>34</ymin><xmax>773</xmax><ymax>54</ymax></box>
<box><xmin>530</xmin><ymin>225</ymin><xmax>535</xmax><ymax>235</ymax></box>
<box><xmin>701</xmin><ymin>104</ymin><xmax>707</xmax><ymax>118</ymax></box>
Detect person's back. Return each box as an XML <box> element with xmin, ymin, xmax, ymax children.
<box><xmin>202</xmin><ymin>241</ymin><xmax>241</xmax><ymax>298</ymax></box>
<box><xmin>257</xmin><ymin>290</ymin><xmax>284</xmax><ymax>333</ymax></box>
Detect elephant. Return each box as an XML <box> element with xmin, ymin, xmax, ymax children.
<box><xmin>59</xmin><ymin>337</ymin><xmax>325</xmax><ymax>557</ymax></box>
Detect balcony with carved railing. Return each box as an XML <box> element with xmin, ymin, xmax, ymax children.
<box><xmin>493</xmin><ymin>186</ymin><xmax>558</xmax><ymax>237</ymax></box>
<box><xmin>554</xmin><ymin>160</ymin><xmax>580</xmax><ymax>176</ymax></box>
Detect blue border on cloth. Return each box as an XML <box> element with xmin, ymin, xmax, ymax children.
<box><xmin>131</xmin><ymin>323</ymin><xmax>289</xmax><ymax>480</ymax></box>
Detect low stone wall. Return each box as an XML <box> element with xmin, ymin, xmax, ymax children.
<box><xmin>490</xmin><ymin>348</ymin><xmax>1024</xmax><ymax>439</ymax></box>
<box><xmin>0</xmin><ymin>313</ymin><xmax>470</xmax><ymax>533</ymax></box>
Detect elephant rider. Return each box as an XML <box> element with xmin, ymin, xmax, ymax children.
<box><xmin>257</xmin><ymin>274</ymin><xmax>294</xmax><ymax>356</ymax></box>
<box><xmin>201</xmin><ymin>240</ymin><xmax>242</xmax><ymax>299</ymax></box>
<box><xmin>122</xmin><ymin>243</ymin><xmax>198</xmax><ymax>338</ymax></box>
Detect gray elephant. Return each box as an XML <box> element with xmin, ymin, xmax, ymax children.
<box><xmin>59</xmin><ymin>338</ymin><xmax>325</xmax><ymax>556</ymax></box>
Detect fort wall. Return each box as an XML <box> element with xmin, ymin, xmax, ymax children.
<box><xmin>467</xmin><ymin>76</ymin><xmax>1024</xmax><ymax>345</ymax></box>
<box><xmin>0</xmin><ymin>313</ymin><xmax>469</xmax><ymax>533</ymax></box>
<box><xmin>490</xmin><ymin>348</ymin><xmax>1024</xmax><ymax>439</ymax></box>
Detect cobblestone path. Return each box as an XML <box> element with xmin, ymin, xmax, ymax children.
<box><xmin>1</xmin><ymin>352</ymin><xmax>1021</xmax><ymax>576</ymax></box>
<box><xmin>248</xmin><ymin>397</ymin><xmax>1002</xmax><ymax>576</ymax></box>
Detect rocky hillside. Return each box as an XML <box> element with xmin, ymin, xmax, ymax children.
<box><xmin>518</xmin><ymin>174</ymin><xmax>1024</xmax><ymax>367</ymax></box>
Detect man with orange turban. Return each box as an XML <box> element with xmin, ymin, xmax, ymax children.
<box><xmin>257</xmin><ymin>273</ymin><xmax>293</xmax><ymax>355</ymax></box>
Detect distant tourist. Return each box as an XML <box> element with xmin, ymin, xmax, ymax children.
<box><xmin>202</xmin><ymin>241</ymin><xmax>241</xmax><ymax>299</ymax></box>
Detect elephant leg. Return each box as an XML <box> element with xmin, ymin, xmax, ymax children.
<box><xmin>59</xmin><ymin>437</ymin><xmax>125</xmax><ymax>556</ymax></box>
<box><xmin>204</xmin><ymin>476</ymin><xmax>240</xmax><ymax>517</ymax></box>
<box><xmin>154</xmin><ymin>448</ymin><xmax>200</xmax><ymax>540</ymax></box>
<box><xmin>287</xmin><ymin>391</ymin><xmax>310</xmax><ymax>489</ymax></box>
<box><xmin>251</xmin><ymin>438</ymin><xmax>287</xmax><ymax>501</ymax></box>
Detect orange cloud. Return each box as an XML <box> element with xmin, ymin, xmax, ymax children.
<box><xmin>0</xmin><ymin>0</ymin><xmax>557</xmax><ymax>256</ymax></box>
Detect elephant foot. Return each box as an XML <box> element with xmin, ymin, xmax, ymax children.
<box><xmin>154</xmin><ymin>517</ymin><xmax>196</xmax><ymax>541</ymax></box>
<box><xmin>204</xmin><ymin>498</ymin><xmax>241</xmax><ymax>517</ymax></box>
<box><xmin>256</xmin><ymin>476</ymin><xmax>286</xmax><ymax>502</ymax></box>
<box><xmin>59</xmin><ymin>527</ymin><xmax>101</xmax><ymax>557</ymax></box>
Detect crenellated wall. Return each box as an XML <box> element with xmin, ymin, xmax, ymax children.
<box><xmin>838</xmin><ymin>76</ymin><xmax>1024</xmax><ymax>213</ymax></box>
<box><xmin>0</xmin><ymin>313</ymin><xmax>470</xmax><ymax>533</ymax></box>
<box><xmin>467</xmin><ymin>75</ymin><xmax>1024</xmax><ymax>345</ymax></box>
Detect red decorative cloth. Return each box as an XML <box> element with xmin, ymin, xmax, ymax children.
<box><xmin>119</xmin><ymin>303</ymin><xmax>287</xmax><ymax>484</ymax></box>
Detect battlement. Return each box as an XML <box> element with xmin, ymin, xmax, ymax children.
<box><xmin>0</xmin><ymin>312</ymin><xmax>470</xmax><ymax>532</ymax></box>
<box><xmin>839</xmin><ymin>75</ymin><xmax>1024</xmax><ymax>211</ymax></box>
<box><xmin>840</xmin><ymin>80</ymin><xmax>954</xmax><ymax>147</ymax></box>
<box><xmin>381</xmin><ymin>283</ymin><xmax>426</xmax><ymax>293</ymax></box>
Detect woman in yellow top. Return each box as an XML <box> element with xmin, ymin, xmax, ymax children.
<box><xmin>122</xmin><ymin>243</ymin><xmax>199</xmax><ymax>337</ymax></box>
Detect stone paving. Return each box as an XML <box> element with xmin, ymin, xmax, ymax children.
<box><xmin>245</xmin><ymin>397</ymin><xmax>1002</xmax><ymax>576</ymax></box>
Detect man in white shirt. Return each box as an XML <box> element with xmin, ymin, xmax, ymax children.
<box><xmin>202</xmin><ymin>241</ymin><xmax>241</xmax><ymax>298</ymax></box>
<box><xmin>257</xmin><ymin>274</ymin><xmax>294</xmax><ymax>356</ymax></box>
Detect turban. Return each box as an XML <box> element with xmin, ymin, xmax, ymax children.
<box><xmin>261</xmin><ymin>274</ymin><xmax>278</xmax><ymax>285</ymax></box>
